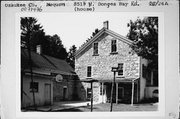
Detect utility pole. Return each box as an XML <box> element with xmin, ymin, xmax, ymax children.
<box><xmin>27</xmin><ymin>32</ymin><xmax>36</xmax><ymax>110</ymax></box>
<box><xmin>110</xmin><ymin>67</ymin><xmax>118</xmax><ymax>112</ymax></box>
<box><xmin>91</xmin><ymin>81</ymin><xmax>93</xmax><ymax>112</ymax></box>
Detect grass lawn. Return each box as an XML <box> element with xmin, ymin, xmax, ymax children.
<box><xmin>54</xmin><ymin>103</ymin><xmax>158</xmax><ymax>112</ymax></box>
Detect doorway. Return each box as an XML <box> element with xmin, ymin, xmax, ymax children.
<box><xmin>63</xmin><ymin>87</ymin><xmax>68</xmax><ymax>100</ymax></box>
<box><xmin>118</xmin><ymin>87</ymin><xmax>124</xmax><ymax>102</ymax></box>
<box><xmin>44</xmin><ymin>84</ymin><xmax>51</xmax><ymax>105</ymax></box>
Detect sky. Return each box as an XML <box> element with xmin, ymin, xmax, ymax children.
<box><xmin>35</xmin><ymin>12</ymin><xmax>141</xmax><ymax>50</ymax></box>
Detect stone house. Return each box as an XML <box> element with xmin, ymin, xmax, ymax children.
<box><xmin>21</xmin><ymin>46</ymin><xmax>77</xmax><ymax>108</ymax></box>
<box><xmin>75</xmin><ymin>21</ymin><xmax>155</xmax><ymax>104</ymax></box>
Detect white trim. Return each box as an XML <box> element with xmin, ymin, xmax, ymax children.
<box><xmin>105</xmin><ymin>29</ymin><xmax>133</xmax><ymax>45</ymax></box>
<box><xmin>75</xmin><ymin>28</ymin><xmax>133</xmax><ymax>58</ymax></box>
<box><xmin>76</xmin><ymin>28</ymin><xmax>106</xmax><ymax>57</ymax></box>
<box><xmin>63</xmin><ymin>86</ymin><xmax>67</xmax><ymax>88</ymax></box>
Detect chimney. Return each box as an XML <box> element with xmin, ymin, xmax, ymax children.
<box><xmin>103</xmin><ymin>21</ymin><xmax>109</xmax><ymax>29</ymax></box>
<box><xmin>36</xmin><ymin>45</ymin><xmax>42</xmax><ymax>54</ymax></box>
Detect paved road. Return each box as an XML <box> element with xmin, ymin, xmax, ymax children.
<box><xmin>22</xmin><ymin>101</ymin><xmax>158</xmax><ymax>112</ymax></box>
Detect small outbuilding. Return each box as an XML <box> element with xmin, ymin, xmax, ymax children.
<box><xmin>21</xmin><ymin>47</ymin><xmax>77</xmax><ymax>109</ymax></box>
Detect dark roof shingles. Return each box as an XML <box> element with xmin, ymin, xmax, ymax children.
<box><xmin>21</xmin><ymin>48</ymin><xmax>75</xmax><ymax>75</ymax></box>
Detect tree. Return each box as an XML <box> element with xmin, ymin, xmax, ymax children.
<box><xmin>67</xmin><ymin>45</ymin><xmax>77</xmax><ymax>69</ymax></box>
<box><xmin>87</xmin><ymin>28</ymin><xmax>99</xmax><ymax>42</ymax></box>
<box><xmin>127</xmin><ymin>17</ymin><xmax>158</xmax><ymax>70</ymax></box>
<box><xmin>44</xmin><ymin>34</ymin><xmax>68</xmax><ymax>60</ymax></box>
<box><xmin>21</xmin><ymin>17</ymin><xmax>68</xmax><ymax>60</ymax></box>
<box><xmin>21</xmin><ymin>17</ymin><xmax>41</xmax><ymax>109</ymax></box>
<box><xmin>92</xmin><ymin>28</ymin><xmax>99</xmax><ymax>37</ymax></box>
<box><xmin>21</xmin><ymin>17</ymin><xmax>44</xmax><ymax>50</ymax></box>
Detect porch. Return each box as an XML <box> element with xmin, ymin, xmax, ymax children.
<box><xmin>99</xmin><ymin>78</ymin><xmax>140</xmax><ymax>104</ymax></box>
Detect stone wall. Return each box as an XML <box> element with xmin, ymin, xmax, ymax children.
<box><xmin>53</xmin><ymin>75</ymin><xmax>78</xmax><ymax>101</ymax></box>
<box><xmin>78</xmin><ymin>82</ymin><xmax>100</xmax><ymax>102</ymax></box>
<box><xmin>75</xmin><ymin>34</ymin><xmax>141</xmax><ymax>102</ymax></box>
<box><xmin>76</xmin><ymin>35</ymin><xmax>140</xmax><ymax>81</ymax></box>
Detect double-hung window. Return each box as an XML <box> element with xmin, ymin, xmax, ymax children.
<box><xmin>30</xmin><ymin>82</ymin><xmax>39</xmax><ymax>93</ymax></box>
<box><xmin>111</xmin><ymin>40</ymin><xmax>117</xmax><ymax>53</ymax></box>
<box><xmin>87</xmin><ymin>66</ymin><xmax>92</xmax><ymax>77</ymax></box>
<box><xmin>93</xmin><ymin>42</ymin><xmax>98</xmax><ymax>55</ymax></box>
<box><xmin>118</xmin><ymin>63</ymin><xmax>124</xmax><ymax>76</ymax></box>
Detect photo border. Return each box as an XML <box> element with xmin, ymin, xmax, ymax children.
<box><xmin>15</xmin><ymin>12</ymin><xmax>165</xmax><ymax>118</ymax></box>
<box><xmin>1</xmin><ymin>1</ymin><xmax>179</xmax><ymax>119</ymax></box>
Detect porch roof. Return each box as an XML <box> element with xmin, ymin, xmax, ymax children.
<box><xmin>99</xmin><ymin>78</ymin><xmax>139</xmax><ymax>83</ymax></box>
<box><xmin>80</xmin><ymin>78</ymin><xmax>139</xmax><ymax>83</ymax></box>
<box><xmin>80</xmin><ymin>78</ymin><xmax>99</xmax><ymax>83</ymax></box>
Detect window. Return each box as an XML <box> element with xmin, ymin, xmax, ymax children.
<box><xmin>30</xmin><ymin>82</ymin><xmax>38</xmax><ymax>92</ymax></box>
<box><xmin>118</xmin><ymin>63</ymin><xmax>124</xmax><ymax>76</ymax></box>
<box><xmin>87</xmin><ymin>66</ymin><xmax>92</xmax><ymax>77</ymax></box>
<box><xmin>111</xmin><ymin>40</ymin><xmax>117</xmax><ymax>53</ymax></box>
<box><xmin>93</xmin><ymin>42</ymin><xmax>98</xmax><ymax>55</ymax></box>
<box><xmin>142</xmin><ymin>64</ymin><xmax>147</xmax><ymax>78</ymax></box>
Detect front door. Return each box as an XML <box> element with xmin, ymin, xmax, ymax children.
<box><xmin>44</xmin><ymin>84</ymin><xmax>51</xmax><ymax>105</ymax></box>
<box><xmin>118</xmin><ymin>87</ymin><xmax>124</xmax><ymax>102</ymax></box>
<box><xmin>63</xmin><ymin>87</ymin><xmax>67</xmax><ymax>100</ymax></box>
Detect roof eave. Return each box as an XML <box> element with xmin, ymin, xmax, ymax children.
<box><xmin>75</xmin><ymin>28</ymin><xmax>106</xmax><ymax>57</ymax></box>
<box><xmin>105</xmin><ymin>29</ymin><xmax>133</xmax><ymax>45</ymax></box>
<box><xmin>75</xmin><ymin>28</ymin><xmax>134</xmax><ymax>58</ymax></box>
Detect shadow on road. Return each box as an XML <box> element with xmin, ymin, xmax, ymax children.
<box><xmin>52</xmin><ymin>106</ymin><xmax>99</xmax><ymax>112</ymax></box>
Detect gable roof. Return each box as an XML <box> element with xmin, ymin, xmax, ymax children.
<box><xmin>21</xmin><ymin>48</ymin><xmax>76</xmax><ymax>76</ymax></box>
<box><xmin>75</xmin><ymin>27</ymin><xmax>133</xmax><ymax>58</ymax></box>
